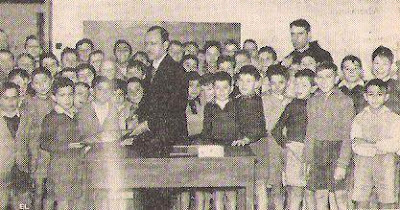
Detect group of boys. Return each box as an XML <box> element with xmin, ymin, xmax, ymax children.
<box><xmin>1</xmin><ymin>19</ymin><xmax>400</xmax><ymax>210</ymax></box>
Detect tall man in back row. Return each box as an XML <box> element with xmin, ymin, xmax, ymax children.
<box><xmin>283</xmin><ymin>18</ymin><xmax>333</xmax><ymax>67</ymax></box>
<box><xmin>131</xmin><ymin>25</ymin><xmax>188</xmax><ymax>209</ymax></box>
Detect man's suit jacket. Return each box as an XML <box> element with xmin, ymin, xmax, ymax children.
<box><xmin>140</xmin><ymin>54</ymin><xmax>188</xmax><ymax>147</ymax></box>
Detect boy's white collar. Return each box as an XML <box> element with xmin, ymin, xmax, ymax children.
<box><xmin>215</xmin><ymin>99</ymin><xmax>230</xmax><ymax>109</ymax></box>
<box><xmin>54</xmin><ymin>104</ymin><xmax>76</xmax><ymax>118</ymax></box>
<box><xmin>152</xmin><ymin>53</ymin><xmax>167</xmax><ymax>70</ymax></box>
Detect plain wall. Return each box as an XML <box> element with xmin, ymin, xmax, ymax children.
<box><xmin>53</xmin><ymin>0</ymin><xmax>400</xmax><ymax>73</ymax></box>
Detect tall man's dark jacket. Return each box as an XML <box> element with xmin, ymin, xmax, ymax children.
<box><xmin>139</xmin><ymin>54</ymin><xmax>188</xmax><ymax>156</ymax></box>
<box><xmin>288</xmin><ymin>41</ymin><xmax>333</xmax><ymax>63</ymax></box>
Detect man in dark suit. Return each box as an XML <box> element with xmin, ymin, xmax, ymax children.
<box><xmin>133</xmin><ymin>25</ymin><xmax>188</xmax><ymax>156</ymax></box>
<box><xmin>132</xmin><ymin>25</ymin><xmax>188</xmax><ymax>209</ymax></box>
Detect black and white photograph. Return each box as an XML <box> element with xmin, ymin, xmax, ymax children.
<box><xmin>1</xmin><ymin>0</ymin><xmax>400</xmax><ymax>209</ymax></box>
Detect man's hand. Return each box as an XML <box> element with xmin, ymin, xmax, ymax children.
<box><xmin>231</xmin><ymin>138</ymin><xmax>251</xmax><ymax>146</ymax></box>
<box><xmin>334</xmin><ymin>166</ymin><xmax>346</xmax><ymax>180</ymax></box>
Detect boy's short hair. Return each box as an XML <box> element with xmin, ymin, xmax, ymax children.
<box><xmin>127</xmin><ymin>59</ymin><xmax>146</xmax><ymax>70</ymax></box>
<box><xmin>31</xmin><ymin>67</ymin><xmax>52</xmax><ymax>80</ymax></box>
<box><xmin>39</xmin><ymin>52</ymin><xmax>59</xmax><ymax>66</ymax></box>
<box><xmin>183</xmin><ymin>41</ymin><xmax>199</xmax><ymax>49</ymax></box>
<box><xmin>295</xmin><ymin>69</ymin><xmax>316</xmax><ymax>85</ymax></box>
<box><xmin>127</xmin><ymin>76</ymin><xmax>144</xmax><ymax>87</ymax></box>
<box><xmin>0</xmin><ymin>49</ymin><xmax>14</xmax><ymax>60</ymax></box>
<box><xmin>92</xmin><ymin>75</ymin><xmax>111</xmax><ymax>88</ymax></box>
<box><xmin>89</xmin><ymin>49</ymin><xmax>104</xmax><ymax>57</ymax></box>
<box><xmin>132</xmin><ymin>51</ymin><xmax>150</xmax><ymax>62</ymax></box>
<box><xmin>0</xmin><ymin>81</ymin><xmax>20</xmax><ymax>96</ymax></box>
<box><xmin>8</xmin><ymin>68</ymin><xmax>30</xmax><ymax>81</ymax></box>
<box><xmin>186</xmin><ymin>71</ymin><xmax>201</xmax><ymax>83</ymax></box>
<box><xmin>266</xmin><ymin>64</ymin><xmax>290</xmax><ymax>80</ymax></box>
<box><xmin>169</xmin><ymin>40</ymin><xmax>183</xmax><ymax>47</ymax></box>
<box><xmin>341</xmin><ymin>55</ymin><xmax>362</xmax><ymax>70</ymax></box>
<box><xmin>243</xmin><ymin>39</ymin><xmax>258</xmax><ymax>49</ymax></box>
<box><xmin>204</xmin><ymin>40</ymin><xmax>221</xmax><ymax>52</ymax></box>
<box><xmin>52</xmin><ymin>77</ymin><xmax>74</xmax><ymax>95</ymax></box>
<box><xmin>147</xmin><ymin>26</ymin><xmax>169</xmax><ymax>43</ymax></box>
<box><xmin>17</xmin><ymin>53</ymin><xmax>35</xmax><ymax>62</ymax></box>
<box><xmin>213</xmin><ymin>71</ymin><xmax>232</xmax><ymax>86</ymax></box>
<box><xmin>181</xmin><ymin>54</ymin><xmax>199</xmax><ymax>66</ymax></box>
<box><xmin>316</xmin><ymin>62</ymin><xmax>338</xmax><ymax>74</ymax></box>
<box><xmin>199</xmin><ymin>73</ymin><xmax>214</xmax><ymax>86</ymax></box>
<box><xmin>224</xmin><ymin>39</ymin><xmax>240</xmax><ymax>49</ymax></box>
<box><xmin>77</xmin><ymin>63</ymin><xmax>96</xmax><ymax>76</ymax></box>
<box><xmin>75</xmin><ymin>38</ymin><xmax>94</xmax><ymax>50</ymax></box>
<box><xmin>290</xmin><ymin>19</ymin><xmax>311</xmax><ymax>32</ymax></box>
<box><xmin>24</xmin><ymin>35</ymin><xmax>39</xmax><ymax>49</ymax></box>
<box><xmin>217</xmin><ymin>55</ymin><xmax>235</xmax><ymax>68</ymax></box>
<box><xmin>234</xmin><ymin>50</ymin><xmax>251</xmax><ymax>60</ymax></box>
<box><xmin>258</xmin><ymin>46</ymin><xmax>277</xmax><ymax>60</ymax></box>
<box><xmin>61</xmin><ymin>47</ymin><xmax>78</xmax><ymax>59</ymax></box>
<box><xmin>237</xmin><ymin>65</ymin><xmax>261</xmax><ymax>80</ymax></box>
<box><xmin>113</xmin><ymin>39</ymin><xmax>132</xmax><ymax>56</ymax></box>
<box><xmin>113</xmin><ymin>78</ymin><xmax>128</xmax><ymax>95</ymax></box>
<box><xmin>365</xmin><ymin>78</ymin><xmax>388</xmax><ymax>93</ymax></box>
<box><xmin>60</xmin><ymin>67</ymin><xmax>77</xmax><ymax>75</ymax></box>
<box><xmin>372</xmin><ymin>46</ymin><xmax>394</xmax><ymax>63</ymax></box>
<box><xmin>75</xmin><ymin>81</ymin><xmax>90</xmax><ymax>90</ymax></box>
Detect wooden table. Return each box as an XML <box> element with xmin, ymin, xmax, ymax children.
<box><xmin>84</xmin><ymin>145</ymin><xmax>256</xmax><ymax>210</ymax></box>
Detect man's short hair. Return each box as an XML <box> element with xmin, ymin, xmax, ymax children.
<box><xmin>258</xmin><ymin>46</ymin><xmax>277</xmax><ymax>61</ymax></box>
<box><xmin>52</xmin><ymin>77</ymin><xmax>74</xmax><ymax>95</ymax></box>
<box><xmin>113</xmin><ymin>39</ymin><xmax>132</xmax><ymax>56</ymax></box>
<box><xmin>341</xmin><ymin>55</ymin><xmax>362</xmax><ymax>70</ymax></box>
<box><xmin>365</xmin><ymin>78</ymin><xmax>388</xmax><ymax>92</ymax></box>
<box><xmin>290</xmin><ymin>19</ymin><xmax>311</xmax><ymax>32</ymax></box>
<box><xmin>372</xmin><ymin>45</ymin><xmax>394</xmax><ymax>63</ymax></box>
<box><xmin>213</xmin><ymin>71</ymin><xmax>232</xmax><ymax>86</ymax></box>
<box><xmin>266</xmin><ymin>64</ymin><xmax>289</xmax><ymax>80</ymax></box>
<box><xmin>147</xmin><ymin>26</ymin><xmax>169</xmax><ymax>43</ymax></box>
<box><xmin>316</xmin><ymin>62</ymin><xmax>338</xmax><ymax>74</ymax></box>
<box><xmin>204</xmin><ymin>40</ymin><xmax>221</xmax><ymax>52</ymax></box>
<box><xmin>237</xmin><ymin>65</ymin><xmax>261</xmax><ymax>80</ymax></box>
<box><xmin>75</xmin><ymin>38</ymin><xmax>94</xmax><ymax>50</ymax></box>
<box><xmin>0</xmin><ymin>81</ymin><xmax>20</xmax><ymax>96</ymax></box>
<box><xmin>8</xmin><ymin>68</ymin><xmax>30</xmax><ymax>81</ymax></box>
<box><xmin>295</xmin><ymin>69</ymin><xmax>316</xmax><ymax>85</ymax></box>
<box><xmin>199</xmin><ymin>73</ymin><xmax>214</xmax><ymax>86</ymax></box>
